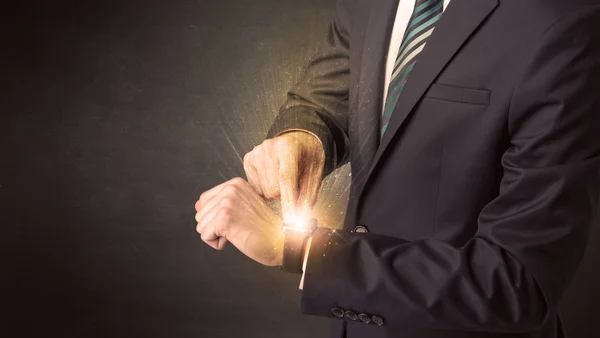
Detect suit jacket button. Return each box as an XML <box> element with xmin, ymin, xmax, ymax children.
<box><xmin>371</xmin><ymin>315</ymin><xmax>384</xmax><ymax>326</ymax></box>
<box><xmin>331</xmin><ymin>307</ymin><xmax>345</xmax><ymax>318</ymax></box>
<box><xmin>358</xmin><ymin>313</ymin><xmax>371</xmax><ymax>324</ymax></box>
<box><xmin>344</xmin><ymin>310</ymin><xmax>358</xmax><ymax>321</ymax></box>
<box><xmin>354</xmin><ymin>225</ymin><xmax>369</xmax><ymax>233</ymax></box>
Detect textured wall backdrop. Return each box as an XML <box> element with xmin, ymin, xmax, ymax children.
<box><xmin>1</xmin><ymin>1</ymin><xmax>598</xmax><ymax>337</ymax></box>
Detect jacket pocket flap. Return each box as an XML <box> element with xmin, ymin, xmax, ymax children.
<box><xmin>424</xmin><ymin>83</ymin><xmax>490</xmax><ymax>106</ymax></box>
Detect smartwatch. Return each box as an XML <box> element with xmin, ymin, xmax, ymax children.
<box><xmin>281</xmin><ymin>218</ymin><xmax>318</xmax><ymax>273</ymax></box>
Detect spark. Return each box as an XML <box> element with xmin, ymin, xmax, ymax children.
<box><xmin>283</xmin><ymin>210</ymin><xmax>313</xmax><ymax>229</ymax></box>
<box><xmin>327</xmin><ymin>228</ymin><xmax>348</xmax><ymax>243</ymax></box>
<box><xmin>205</xmin><ymin>37</ymin><xmax>353</xmax><ymax>231</ymax></box>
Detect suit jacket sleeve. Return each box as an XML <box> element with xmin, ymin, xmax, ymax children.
<box><xmin>265</xmin><ymin>0</ymin><xmax>352</xmax><ymax>177</ymax></box>
<box><xmin>301</xmin><ymin>7</ymin><xmax>600</xmax><ymax>333</ymax></box>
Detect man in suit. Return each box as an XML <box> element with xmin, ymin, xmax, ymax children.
<box><xmin>194</xmin><ymin>0</ymin><xmax>600</xmax><ymax>336</ymax></box>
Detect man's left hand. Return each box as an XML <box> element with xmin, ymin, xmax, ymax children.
<box><xmin>195</xmin><ymin>177</ymin><xmax>284</xmax><ymax>266</ymax></box>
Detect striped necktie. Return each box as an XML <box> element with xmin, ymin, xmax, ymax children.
<box><xmin>381</xmin><ymin>0</ymin><xmax>444</xmax><ymax>136</ymax></box>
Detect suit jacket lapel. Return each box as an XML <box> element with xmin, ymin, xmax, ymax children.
<box><xmin>356</xmin><ymin>0</ymin><xmax>499</xmax><ymax>209</ymax></box>
<box><xmin>354</xmin><ymin>0</ymin><xmax>399</xmax><ymax>196</ymax></box>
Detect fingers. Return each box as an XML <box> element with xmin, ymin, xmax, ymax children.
<box><xmin>201</xmin><ymin>232</ymin><xmax>227</xmax><ymax>250</ymax></box>
<box><xmin>196</xmin><ymin>177</ymin><xmax>248</xmax><ymax>221</ymax></box>
<box><xmin>198</xmin><ymin>179</ymin><xmax>233</xmax><ymax>209</ymax></box>
<box><xmin>201</xmin><ymin>227</ymin><xmax>227</xmax><ymax>250</ymax></box>
<box><xmin>277</xmin><ymin>132</ymin><xmax>326</xmax><ymax>219</ymax></box>
<box><xmin>278</xmin><ymin>140</ymin><xmax>299</xmax><ymax>220</ymax></box>
<box><xmin>196</xmin><ymin>190</ymin><xmax>222</xmax><ymax>226</ymax></box>
<box><xmin>194</xmin><ymin>176</ymin><xmax>284</xmax><ymax>261</ymax></box>
<box><xmin>196</xmin><ymin>179</ymin><xmax>243</xmax><ymax>230</ymax></box>
<box><xmin>199</xmin><ymin>216</ymin><xmax>223</xmax><ymax>250</ymax></box>
<box><xmin>297</xmin><ymin>158</ymin><xmax>324</xmax><ymax>215</ymax></box>
<box><xmin>196</xmin><ymin>178</ymin><xmax>252</xmax><ymax>250</ymax></box>
<box><xmin>197</xmin><ymin>200</ymin><xmax>228</xmax><ymax>250</ymax></box>
<box><xmin>195</xmin><ymin>182</ymin><xmax>235</xmax><ymax>250</ymax></box>
<box><xmin>196</xmin><ymin>194</ymin><xmax>221</xmax><ymax>234</ymax></box>
<box><xmin>197</xmin><ymin>130</ymin><xmax>324</xmax><ymax>252</ymax></box>
<box><xmin>296</xmin><ymin>133</ymin><xmax>325</xmax><ymax>215</ymax></box>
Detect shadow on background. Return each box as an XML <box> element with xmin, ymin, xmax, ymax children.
<box><xmin>1</xmin><ymin>1</ymin><xmax>597</xmax><ymax>337</ymax></box>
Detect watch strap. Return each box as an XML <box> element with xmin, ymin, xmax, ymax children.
<box><xmin>282</xmin><ymin>232</ymin><xmax>309</xmax><ymax>274</ymax></box>
<box><xmin>281</xmin><ymin>218</ymin><xmax>318</xmax><ymax>274</ymax></box>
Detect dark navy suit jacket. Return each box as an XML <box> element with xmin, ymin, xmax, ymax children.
<box><xmin>266</xmin><ymin>0</ymin><xmax>600</xmax><ymax>337</ymax></box>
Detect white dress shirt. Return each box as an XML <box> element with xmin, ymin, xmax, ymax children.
<box><xmin>300</xmin><ymin>0</ymin><xmax>451</xmax><ymax>290</ymax></box>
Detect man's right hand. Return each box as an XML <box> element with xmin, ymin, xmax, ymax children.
<box><xmin>243</xmin><ymin>130</ymin><xmax>326</xmax><ymax>220</ymax></box>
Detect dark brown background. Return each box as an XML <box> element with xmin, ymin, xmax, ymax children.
<box><xmin>2</xmin><ymin>1</ymin><xmax>598</xmax><ymax>337</ymax></box>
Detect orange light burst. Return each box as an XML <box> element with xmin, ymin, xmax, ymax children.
<box><xmin>283</xmin><ymin>210</ymin><xmax>311</xmax><ymax>229</ymax></box>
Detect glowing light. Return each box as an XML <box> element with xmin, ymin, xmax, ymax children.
<box><xmin>283</xmin><ymin>210</ymin><xmax>312</xmax><ymax>229</ymax></box>
<box><xmin>203</xmin><ymin>27</ymin><xmax>352</xmax><ymax>232</ymax></box>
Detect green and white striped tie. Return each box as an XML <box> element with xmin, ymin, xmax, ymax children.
<box><xmin>381</xmin><ymin>0</ymin><xmax>444</xmax><ymax>136</ymax></box>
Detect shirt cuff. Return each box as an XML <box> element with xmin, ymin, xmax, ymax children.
<box><xmin>298</xmin><ymin>236</ymin><xmax>313</xmax><ymax>290</ymax></box>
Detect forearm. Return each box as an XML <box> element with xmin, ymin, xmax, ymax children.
<box><xmin>301</xmin><ymin>228</ymin><xmax>552</xmax><ymax>332</ymax></box>
<box><xmin>266</xmin><ymin>0</ymin><xmax>352</xmax><ymax>177</ymax></box>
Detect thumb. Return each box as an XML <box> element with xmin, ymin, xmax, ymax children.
<box><xmin>217</xmin><ymin>237</ymin><xmax>228</xmax><ymax>250</ymax></box>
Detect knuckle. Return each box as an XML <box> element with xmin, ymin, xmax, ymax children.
<box><xmin>274</xmin><ymin>138</ymin><xmax>288</xmax><ymax>152</ymax></box>
<box><xmin>200</xmin><ymin>232</ymin><xmax>210</xmax><ymax>242</ymax></box>
<box><xmin>262</xmin><ymin>187</ymin><xmax>275</xmax><ymax>199</ymax></box>
<box><xmin>219</xmin><ymin>196</ymin><xmax>234</xmax><ymax>209</ymax></box>
<box><xmin>266</xmin><ymin>139</ymin><xmax>278</xmax><ymax>151</ymax></box>
<box><xmin>199</xmin><ymin>190</ymin><xmax>212</xmax><ymax>205</ymax></box>
<box><xmin>231</xmin><ymin>177</ymin><xmax>245</xmax><ymax>186</ymax></box>
<box><xmin>243</xmin><ymin>151</ymin><xmax>254</xmax><ymax>164</ymax></box>
<box><xmin>217</xmin><ymin>207</ymin><xmax>232</xmax><ymax>221</ymax></box>
<box><xmin>264</xmin><ymin>189</ymin><xmax>279</xmax><ymax>200</ymax></box>
<box><xmin>223</xmin><ymin>184</ymin><xmax>238</xmax><ymax>196</ymax></box>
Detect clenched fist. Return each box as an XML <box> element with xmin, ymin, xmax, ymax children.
<box><xmin>243</xmin><ymin>131</ymin><xmax>325</xmax><ymax>219</ymax></box>
<box><xmin>195</xmin><ymin>177</ymin><xmax>284</xmax><ymax>266</ymax></box>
